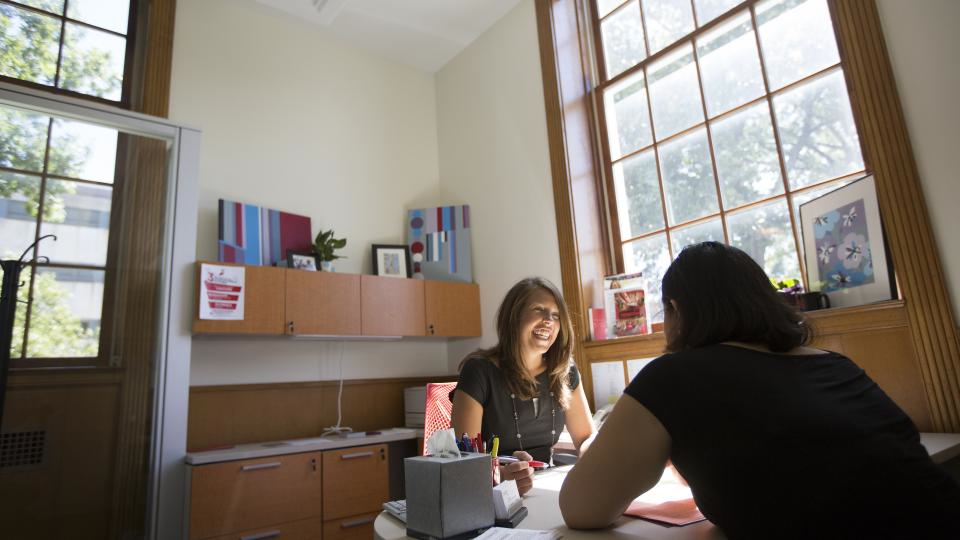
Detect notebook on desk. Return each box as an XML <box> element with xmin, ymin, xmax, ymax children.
<box><xmin>383</xmin><ymin>499</ymin><xmax>407</xmax><ymax>523</ymax></box>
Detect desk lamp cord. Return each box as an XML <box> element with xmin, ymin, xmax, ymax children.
<box><xmin>321</xmin><ymin>340</ymin><xmax>353</xmax><ymax>437</ymax></box>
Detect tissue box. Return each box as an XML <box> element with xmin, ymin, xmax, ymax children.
<box><xmin>405</xmin><ymin>452</ymin><xmax>495</xmax><ymax>540</ymax></box>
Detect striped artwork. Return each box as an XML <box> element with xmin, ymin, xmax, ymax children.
<box><xmin>218</xmin><ymin>199</ymin><xmax>312</xmax><ymax>266</ymax></box>
<box><xmin>407</xmin><ymin>205</ymin><xmax>472</xmax><ymax>283</ymax></box>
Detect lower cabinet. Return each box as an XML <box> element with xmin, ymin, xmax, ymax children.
<box><xmin>189</xmin><ymin>444</ymin><xmax>389</xmax><ymax>540</ymax></box>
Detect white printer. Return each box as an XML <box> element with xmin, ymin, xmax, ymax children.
<box><xmin>404</xmin><ymin>386</ymin><xmax>426</xmax><ymax>428</ymax></box>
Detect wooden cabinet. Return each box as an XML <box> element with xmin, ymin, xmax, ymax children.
<box><xmin>286</xmin><ymin>270</ymin><xmax>361</xmax><ymax>335</ymax></box>
<box><xmin>192</xmin><ymin>262</ymin><xmax>480</xmax><ymax>339</ymax></box>
<box><xmin>189</xmin><ymin>452</ymin><xmax>323</xmax><ymax>539</ymax></box>
<box><xmin>425</xmin><ymin>281</ymin><xmax>482</xmax><ymax>337</ymax></box>
<box><xmin>189</xmin><ymin>444</ymin><xmax>389</xmax><ymax>540</ymax></box>
<box><xmin>193</xmin><ymin>263</ymin><xmax>285</xmax><ymax>335</ymax></box>
<box><xmin>361</xmin><ymin>275</ymin><xmax>425</xmax><ymax>336</ymax></box>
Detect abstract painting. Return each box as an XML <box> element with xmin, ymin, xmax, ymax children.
<box><xmin>407</xmin><ymin>205</ymin><xmax>472</xmax><ymax>282</ymax></box>
<box><xmin>799</xmin><ymin>175</ymin><xmax>893</xmax><ymax>308</ymax></box>
<box><xmin>218</xmin><ymin>199</ymin><xmax>312</xmax><ymax>266</ymax></box>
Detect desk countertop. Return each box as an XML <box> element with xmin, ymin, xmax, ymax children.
<box><xmin>186</xmin><ymin>427</ymin><xmax>421</xmax><ymax>465</ymax></box>
<box><xmin>373</xmin><ymin>432</ymin><xmax>960</xmax><ymax>540</ymax></box>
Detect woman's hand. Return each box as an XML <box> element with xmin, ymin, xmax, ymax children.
<box><xmin>499</xmin><ymin>459</ymin><xmax>534</xmax><ymax>495</ymax></box>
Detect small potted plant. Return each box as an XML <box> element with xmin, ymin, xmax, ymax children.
<box><xmin>312</xmin><ymin>229</ymin><xmax>347</xmax><ymax>272</ymax></box>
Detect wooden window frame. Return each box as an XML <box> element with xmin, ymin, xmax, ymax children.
<box><xmin>536</xmin><ymin>0</ymin><xmax>960</xmax><ymax>431</ymax></box>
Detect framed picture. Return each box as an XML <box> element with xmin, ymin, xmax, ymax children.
<box><xmin>799</xmin><ymin>174</ymin><xmax>894</xmax><ymax>308</ymax></box>
<box><xmin>286</xmin><ymin>250</ymin><xmax>319</xmax><ymax>271</ymax></box>
<box><xmin>372</xmin><ymin>244</ymin><xmax>412</xmax><ymax>278</ymax></box>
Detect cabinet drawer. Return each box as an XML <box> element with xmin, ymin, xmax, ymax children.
<box><xmin>190</xmin><ymin>452</ymin><xmax>323</xmax><ymax>539</ymax></box>
<box><xmin>322</xmin><ymin>511</ymin><xmax>379</xmax><ymax>540</ymax></box>
<box><xmin>322</xmin><ymin>444</ymin><xmax>389</xmax><ymax>520</ymax></box>
<box><xmin>207</xmin><ymin>517</ymin><xmax>323</xmax><ymax>540</ymax></box>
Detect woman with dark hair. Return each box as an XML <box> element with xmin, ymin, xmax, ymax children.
<box><xmin>560</xmin><ymin>242</ymin><xmax>960</xmax><ymax>539</ymax></box>
<box><xmin>451</xmin><ymin>277</ymin><xmax>594</xmax><ymax>495</ymax></box>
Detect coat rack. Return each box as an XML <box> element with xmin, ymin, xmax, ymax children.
<box><xmin>0</xmin><ymin>234</ymin><xmax>55</xmax><ymax>427</ymax></box>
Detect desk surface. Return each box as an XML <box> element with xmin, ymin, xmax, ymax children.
<box><xmin>374</xmin><ymin>432</ymin><xmax>960</xmax><ymax>540</ymax></box>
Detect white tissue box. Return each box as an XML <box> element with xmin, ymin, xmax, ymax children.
<box><xmin>404</xmin><ymin>452</ymin><xmax>495</xmax><ymax>539</ymax></box>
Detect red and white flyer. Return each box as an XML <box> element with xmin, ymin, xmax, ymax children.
<box><xmin>200</xmin><ymin>263</ymin><xmax>245</xmax><ymax>320</ymax></box>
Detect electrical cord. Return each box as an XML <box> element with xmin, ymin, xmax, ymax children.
<box><xmin>321</xmin><ymin>340</ymin><xmax>352</xmax><ymax>437</ymax></box>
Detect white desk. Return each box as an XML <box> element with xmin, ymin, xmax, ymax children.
<box><xmin>374</xmin><ymin>432</ymin><xmax>960</xmax><ymax>540</ymax></box>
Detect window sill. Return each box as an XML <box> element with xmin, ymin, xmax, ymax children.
<box><xmin>580</xmin><ymin>299</ymin><xmax>907</xmax><ymax>363</ymax></box>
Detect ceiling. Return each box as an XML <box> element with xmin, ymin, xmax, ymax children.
<box><xmin>254</xmin><ymin>0</ymin><xmax>525</xmax><ymax>72</ymax></box>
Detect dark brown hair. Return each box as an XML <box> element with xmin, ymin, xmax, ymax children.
<box><xmin>662</xmin><ymin>241</ymin><xmax>810</xmax><ymax>353</ymax></box>
<box><xmin>461</xmin><ymin>277</ymin><xmax>575</xmax><ymax>409</ymax></box>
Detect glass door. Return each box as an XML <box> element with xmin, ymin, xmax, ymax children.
<box><xmin>0</xmin><ymin>84</ymin><xmax>198</xmax><ymax>539</ymax></box>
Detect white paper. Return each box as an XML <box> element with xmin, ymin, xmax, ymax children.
<box><xmin>199</xmin><ymin>263</ymin><xmax>245</xmax><ymax>320</ymax></box>
<box><xmin>492</xmin><ymin>480</ymin><xmax>523</xmax><ymax>519</ymax></box>
<box><xmin>626</xmin><ymin>357</ymin><xmax>656</xmax><ymax>383</ymax></box>
<box><xmin>591</xmin><ymin>361</ymin><xmax>626</xmax><ymax>408</ymax></box>
<box><xmin>474</xmin><ymin>528</ymin><xmax>559</xmax><ymax>540</ymax></box>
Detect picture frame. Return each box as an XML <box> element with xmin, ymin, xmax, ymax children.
<box><xmin>372</xmin><ymin>244</ymin><xmax>412</xmax><ymax>278</ymax></box>
<box><xmin>799</xmin><ymin>174</ymin><xmax>895</xmax><ymax>308</ymax></box>
<box><xmin>286</xmin><ymin>250</ymin><xmax>319</xmax><ymax>271</ymax></box>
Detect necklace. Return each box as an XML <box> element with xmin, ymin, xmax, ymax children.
<box><xmin>509</xmin><ymin>389</ymin><xmax>557</xmax><ymax>466</ymax></box>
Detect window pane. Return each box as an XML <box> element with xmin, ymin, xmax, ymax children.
<box><xmin>670</xmin><ymin>218</ymin><xmax>724</xmax><ymax>254</ymax></box>
<box><xmin>757</xmin><ymin>0</ymin><xmax>840</xmax><ymax>90</ymax></box>
<box><xmin>1</xmin><ymin>265</ymin><xmax>31</xmax><ymax>358</ymax></box>
<box><xmin>648</xmin><ymin>43</ymin><xmax>703</xmax><ymax>140</ymax></box>
<box><xmin>26</xmin><ymin>266</ymin><xmax>103</xmax><ymax>358</ymax></box>
<box><xmin>623</xmin><ymin>233</ymin><xmax>671</xmax><ymax>324</ymax></box>
<box><xmin>48</xmin><ymin>117</ymin><xmax>119</xmax><ymax>182</ymax></box>
<box><xmin>601</xmin><ymin>1</ymin><xmax>647</xmax><ymax>79</ymax></box>
<box><xmin>59</xmin><ymin>22</ymin><xmax>125</xmax><ymax>101</ymax></box>
<box><xmin>0</xmin><ymin>106</ymin><xmax>50</xmax><ymax>172</ymax></box>
<box><xmin>38</xmin><ymin>180</ymin><xmax>112</xmax><ymax>266</ymax></box>
<box><xmin>774</xmin><ymin>69</ymin><xmax>864</xmax><ymax>189</ymax></box>
<box><xmin>16</xmin><ymin>1</ymin><xmax>65</xmax><ymax>14</ymax></box>
<box><xmin>0</xmin><ymin>4</ymin><xmax>61</xmax><ymax>86</ymax></box>
<box><xmin>727</xmin><ymin>198</ymin><xmax>800</xmax><ymax>281</ymax></box>
<box><xmin>613</xmin><ymin>149</ymin><xmax>663</xmax><ymax>239</ymax></box>
<box><xmin>712</xmin><ymin>101</ymin><xmax>783</xmax><ymax>209</ymax></box>
<box><xmin>67</xmin><ymin>0</ymin><xmax>129</xmax><ymax>34</ymax></box>
<box><xmin>694</xmin><ymin>0</ymin><xmax>742</xmax><ymax>25</ymax></box>
<box><xmin>598</xmin><ymin>0</ymin><xmax>628</xmax><ymax>18</ymax></box>
<box><xmin>641</xmin><ymin>0</ymin><xmax>695</xmax><ymax>55</ymax></box>
<box><xmin>605</xmin><ymin>73</ymin><xmax>653</xmax><ymax>159</ymax></box>
<box><xmin>659</xmin><ymin>128</ymin><xmax>718</xmax><ymax>224</ymax></box>
<box><xmin>0</xmin><ymin>171</ymin><xmax>41</xmax><ymax>258</ymax></box>
<box><xmin>696</xmin><ymin>10</ymin><xmax>764</xmax><ymax>117</ymax></box>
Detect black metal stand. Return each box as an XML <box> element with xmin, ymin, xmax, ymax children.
<box><xmin>0</xmin><ymin>235</ymin><xmax>55</xmax><ymax>428</ymax></box>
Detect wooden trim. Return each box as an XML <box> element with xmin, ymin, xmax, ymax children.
<box><xmin>536</xmin><ymin>0</ymin><xmax>611</xmax><ymax>408</ymax></box>
<box><xmin>830</xmin><ymin>0</ymin><xmax>960</xmax><ymax>431</ymax></box>
<box><xmin>187</xmin><ymin>376</ymin><xmax>452</xmax><ymax>450</ymax></box>
<box><xmin>130</xmin><ymin>0</ymin><xmax>176</xmax><ymax>117</ymax></box>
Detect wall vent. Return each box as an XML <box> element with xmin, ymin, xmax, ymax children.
<box><xmin>0</xmin><ymin>430</ymin><xmax>47</xmax><ymax>469</ymax></box>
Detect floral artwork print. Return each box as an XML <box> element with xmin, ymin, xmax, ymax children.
<box><xmin>813</xmin><ymin>198</ymin><xmax>874</xmax><ymax>292</ymax></box>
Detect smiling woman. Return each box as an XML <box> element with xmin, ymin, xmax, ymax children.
<box><xmin>450</xmin><ymin>277</ymin><xmax>595</xmax><ymax>495</ymax></box>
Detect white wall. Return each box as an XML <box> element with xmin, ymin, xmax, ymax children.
<box><xmin>877</xmin><ymin>0</ymin><xmax>960</xmax><ymax>321</ymax></box>
<box><xmin>435</xmin><ymin>0</ymin><xmax>561</xmax><ymax>372</ymax></box>
<box><xmin>169</xmin><ymin>0</ymin><xmax>450</xmax><ymax>385</ymax></box>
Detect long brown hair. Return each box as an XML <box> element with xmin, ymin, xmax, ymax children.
<box><xmin>461</xmin><ymin>277</ymin><xmax>575</xmax><ymax>409</ymax></box>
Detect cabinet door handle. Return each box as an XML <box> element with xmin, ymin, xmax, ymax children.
<box><xmin>340</xmin><ymin>516</ymin><xmax>375</xmax><ymax>529</ymax></box>
<box><xmin>240</xmin><ymin>530</ymin><xmax>281</xmax><ymax>540</ymax></box>
<box><xmin>241</xmin><ymin>461</ymin><xmax>281</xmax><ymax>472</ymax></box>
<box><xmin>340</xmin><ymin>451</ymin><xmax>373</xmax><ymax>460</ymax></box>
<box><xmin>427</xmin><ymin>323</ymin><xmax>435</xmax><ymax>335</ymax></box>
<box><xmin>288</xmin><ymin>321</ymin><xmax>295</xmax><ymax>334</ymax></box>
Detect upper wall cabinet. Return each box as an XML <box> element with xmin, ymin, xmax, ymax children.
<box><xmin>192</xmin><ymin>262</ymin><xmax>480</xmax><ymax>339</ymax></box>
<box><xmin>425</xmin><ymin>281</ymin><xmax>481</xmax><ymax>337</ymax></box>
<box><xmin>193</xmin><ymin>263</ymin><xmax>286</xmax><ymax>335</ymax></box>
<box><xmin>360</xmin><ymin>275</ymin><xmax>425</xmax><ymax>337</ymax></box>
<box><xmin>286</xmin><ymin>271</ymin><xmax>361</xmax><ymax>336</ymax></box>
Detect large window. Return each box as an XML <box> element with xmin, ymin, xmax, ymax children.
<box><xmin>0</xmin><ymin>0</ymin><xmax>133</xmax><ymax>103</ymax></box>
<box><xmin>594</xmin><ymin>0</ymin><xmax>866</xmax><ymax>322</ymax></box>
<box><xmin>1</xmin><ymin>0</ymin><xmax>133</xmax><ymax>365</ymax></box>
<box><xmin>0</xmin><ymin>105</ymin><xmax>118</xmax><ymax>364</ymax></box>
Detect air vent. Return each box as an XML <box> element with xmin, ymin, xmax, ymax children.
<box><xmin>0</xmin><ymin>430</ymin><xmax>47</xmax><ymax>469</ymax></box>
